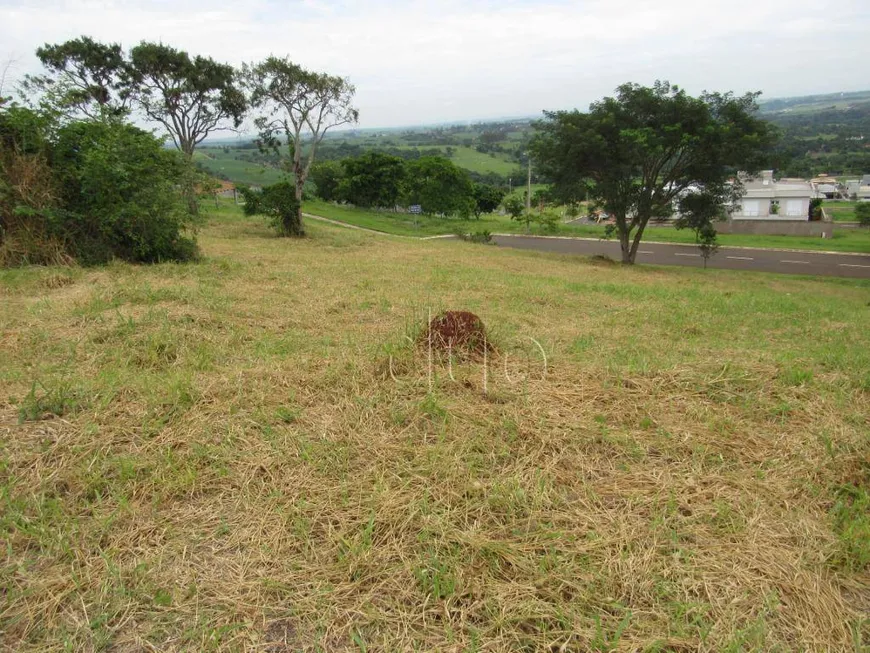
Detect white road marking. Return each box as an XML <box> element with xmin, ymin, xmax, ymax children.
<box><xmin>637</xmin><ymin>250</ymin><xmax>655</xmax><ymax>254</ymax></box>
<box><xmin>674</xmin><ymin>253</ymin><xmax>700</xmax><ymax>257</ymax></box>
<box><xmin>726</xmin><ymin>256</ymin><xmax>754</xmax><ymax>261</ymax></box>
<box><xmin>781</xmin><ymin>260</ymin><xmax>809</xmax><ymax>264</ymax></box>
<box><xmin>839</xmin><ymin>263</ymin><xmax>870</xmax><ymax>269</ymax></box>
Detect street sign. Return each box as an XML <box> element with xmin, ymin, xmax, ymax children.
<box><xmin>409</xmin><ymin>205</ymin><xmax>422</xmax><ymax>215</ymax></box>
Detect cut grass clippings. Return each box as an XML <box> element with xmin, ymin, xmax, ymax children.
<box><xmin>1</xmin><ymin>202</ymin><xmax>868</xmax><ymax>651</ymax></box>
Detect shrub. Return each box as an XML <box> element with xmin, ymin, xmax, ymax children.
<box><xmin>855</xmin><ymin>203</ymin><xmax>870</xmax><ymax>228</ymax></box>
<box><xmin>455</xmin><ymin>230</ymin><xmax>492</xmax><ymax>244</ymax></box>
<box><xmin>52</xmin><ymin>121</ymin><xmax>199</xmax><ymax>264</ymax></box>
<box><xmin>239</xmin><ymin>181</ymin><xmax>302</xmax><ymax>236</ymax></box>
<box><xmin>1</xmin><ymin>105</ymin><xmax>199</xmax><ymax>266</ymax></box>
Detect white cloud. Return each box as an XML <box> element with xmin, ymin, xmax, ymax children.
<box><xmin>2</xmin><ymin>0</ymin><xmax>869</xmax><ymax>127</ymax></box>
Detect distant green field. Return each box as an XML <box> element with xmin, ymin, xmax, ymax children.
<box><xmin>195</xmin><ymin>151</ymin><xmax>286</xmax><ymax>186</ymax></box>
<box><xmin>390</xmin><ymin>145</ymin><xmax>519</xmax><ymax>176</ymax></box>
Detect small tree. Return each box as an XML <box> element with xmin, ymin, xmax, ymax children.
<box><xmin>675</xmin><ymin>188</ymin><xmax>729</xmax><ymax>268</ymax></box>
<box><xmin>238</xmin><ymin>182</ymin><xmax>301</xmax><ymax>236</ymax></box>
<box><xmin>504</xmin><ymin>195</ymin><xmax>533</xmax><ymax>232</ymax></box>
<box><xmin>22</xmin><ymin>37</ymin><xmax>130</xmax><ymax>120</ymax></box>
<box><xmin>856</xmin><ymin>203</ymin><xmax>870</xmax><ymax>228</ymax></box>
<box><xmin>472</xmin><ymin>183</ymin><xmax>505</xmax><ymax>218</ymax></box>
<box><xmin>697</xmin><ymin>223</ymin><xmax>720</xmax><ymax>268</ymax></box>
<box><xmin>244</xmin><ymin>57</ymin><xmax>358</xmax><ymax>235</ymax></box>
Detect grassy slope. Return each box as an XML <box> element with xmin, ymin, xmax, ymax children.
<box><xmin>305</xmin><ymin>201</ymin><xmax>870</xmax><ymax>253</ymax></box>
<box><xmin>195</xmin><ymin>151</ymin><xmax>286</xmax><ymax>186</ymax></box>
<box><xmin>2</xmin><ymin>203</ymin><xmax>868</xmax><ymax>650</ymax></box>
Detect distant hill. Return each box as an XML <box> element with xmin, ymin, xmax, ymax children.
<box><xmin>758</xmin><ymin>90</ymin><xmax>870</xmax><ymax>115</ymax></box>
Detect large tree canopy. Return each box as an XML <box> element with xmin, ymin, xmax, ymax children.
<box><xmin>128</xmin><ymin>42</ymin><xmax>246</xmax><ymax>158</ymax></box>
<box><xmin>244</xmin><ymin>56</ymin><xmax>358</xmax><ymax>235</ymax></box>
<box><xmin>22</xmin><ymin>37</ymin><xmax>130</xmax><ymax>120</ymax></box>
<box><xmin>404</xmin><ymin>157</ymin><xmax>474</xmax><ymax>217</ymax></box>
<box><xmin>340</xmin><ymin>151</ymin><xmax>405</xmax><ymax>208</ymax></box>
<box><xmin>531</xmin><ymin>81</ymin><xmax>776</xmax><ymax>263</ymax></box>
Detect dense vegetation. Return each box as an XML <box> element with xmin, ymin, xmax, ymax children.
<box><xmin>0</xmin><ymin>100</ymin><xmax>199</xmax><ymax>266</ymax></box>
<box><xmin>761</xmin><ymin>91</ymin><xmax>870</xmax><ymax>177</ymax></box>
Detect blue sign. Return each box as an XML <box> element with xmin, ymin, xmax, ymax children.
<box><xmin>409</xmin><ymin>205</ymin><xmax>422</xmax><ymax>214</ymax></box>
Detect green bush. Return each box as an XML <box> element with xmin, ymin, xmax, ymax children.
<box><xmin>855</xmin><ymin>203</ymin><xmax>870</xmax><ymax>228</ymax></box>
<box><xmin>53</xmin><ymin>121</ymin><xmax>199</xmax><ymax>264</ymax></box>
<box><xmin>1</xmin><ymin>105</ymin><xmax>199</xmax><ymax>266</ymax></box>
<box><xmin>239</xmin><ymin>181</ymin><xmax>302</xmax><ymax>236</ymax></box>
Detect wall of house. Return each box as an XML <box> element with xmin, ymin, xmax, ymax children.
<box><xmin>718</xmin><ymin>218</ymin><xmax>833</xmax><ymax>238</ymax></box>
<box><xmin>733</xmin><ymin>197</ymin><xmax>810</xmax><ymax>220</ymax></box>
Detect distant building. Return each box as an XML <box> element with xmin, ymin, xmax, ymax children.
<box><xmin>845</xmin><ymin>176</ymin><xmax>870</xmax><ymax>200</ymax></box>
<box><xmin>732</xmin><ymin>171</ymin><xmax>813</xmax><ymax>220</ymax></box>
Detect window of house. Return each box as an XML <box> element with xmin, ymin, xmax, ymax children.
<box><xmin>741</xmin><ymin>199</ymin><xmax>760</xmax><ymax>216</ymax></box>
<box><xmin>785</xmin><ymin>200</ymin><xmax>803</xmax><ymax>216</ymax></box>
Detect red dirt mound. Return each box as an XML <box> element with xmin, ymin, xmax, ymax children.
<box><xmin>419</xmin><ymin>311</ymin><xmax>493</xmax><ymax>356</ymax></box>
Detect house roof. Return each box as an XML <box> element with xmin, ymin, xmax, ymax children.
<box><xmin>743</xmin><ymin>178</ymin><xmax>813</xmax><ymax>199</ymax></box>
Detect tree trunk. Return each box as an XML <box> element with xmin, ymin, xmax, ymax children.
<box><xmin>182</xmin><ymin>148</ymin><xmax>199</xmax><ymax>216</ymax></box>
<box><xmin>617</xmin><ymin>220</ymin><xmax>633</xmax><ymax>264</ymax></box>
<box><xmin>291</xmin><ymin>173</ymin><xmax>306</xmax><ymax>237</ymax></box>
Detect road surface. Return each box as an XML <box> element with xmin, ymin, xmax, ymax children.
<box><xmin>491</xmin><ymin>235</ymin><xmax>870</xmax><ymax>278</ymax></box>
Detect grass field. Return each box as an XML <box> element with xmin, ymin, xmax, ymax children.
<box><xmin>2</xmin><ymin>203</ymin><xmax>868</xmax><ymax>651</ymax></box>
<box><xmin>390</xmin><ymin>145</ymin><xmax>519</xmax><ymax>176</ymax></box>
<box><xmin>195</xmin><ymin>151</ymin><xmax>286</xmax><ymax>186</ymax></box>
<box><xmin>824</xmin><ymin>201</ymin><xmax>861</xmax><ymax>223</ymax></box>
<box><xmin>305</xmin><ymin>200</ymin><xmax>870</xmax><ymax>253</ymax></box>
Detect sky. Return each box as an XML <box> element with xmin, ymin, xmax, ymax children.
<box><xmin>2</xmin><ymin>0</ymin><xmax>869</xmax><ymax>129</ymax></box>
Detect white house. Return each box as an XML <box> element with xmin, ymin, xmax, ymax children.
<box><xmin>732</xmin><ymin>171</ymin><xmax>813</xmax><ymax>220</ymax></box>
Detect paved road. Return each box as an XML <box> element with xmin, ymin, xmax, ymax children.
<box><xmin>491</xmin><ymin>235</ymin><xmax>870</xmax><ymax>278</ymax></box>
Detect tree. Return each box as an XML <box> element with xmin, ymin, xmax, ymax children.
<box><xmin>244</xmin><ymin>56</ymin><xmax>358</xmax><ymax>236</ymax></box>
<box><xmin>531</xmin><ymin>81</ymin><xmax>775</xmax><ymax>264</ymax></box>
<box><xmin>504</xmin><ymin>195</ymin><xmax>534</xmax><ymax>232</ymax></box>
<box><xmin>674</xmin><ymin>189</ymin><xmax>729</xmax><ymax>268</ymax></box>
<box><xmin>856</xmin><ymin>202</ymin><xmax>870</xmax><ymax>227</ymax></box>
<box><xmin>472</xmin><ymin>183</ymin><xmax>505</xmax><ymax>218</ymax></box>
<box><xmin>697</xmin><ymin>223</ymin><xmax>720</xmax><ymax>268</ymax></box>
<box><xmin>309</xmin><ymin>160</ymin><xmax>344</xmax><ymax>202</ymax></box>
<box><xmin>21</xmin><ymin>37</ymin><xmax>130</xmax><ymax>120</ymax></box>
<box><xmin>128</xmin><ymin>42</ymin><xmax>245</xmax><ymax>214</ymax></box>
<box><xmin>340</xmin><ymin>151</ymin><xmax>405</xmax><ymax>208</ymax></box>
<box><xmin>238</xmin><ymin>182</ymin><xmax>300</xmax><ymax>237</ymax></box>
<box><xmin>129</xmin><ymin>43</ymin><xmax>245</xmax><ymax>158</ymax></box>
<box><xmin>404</xmin><ymin>157</ymin><xmax>474</xmax><ymax>217</ymax></box>
<box><xmin>532</xmin><ymin>187</ymin><xmax>551</xmax><ymax>212</ymax></box>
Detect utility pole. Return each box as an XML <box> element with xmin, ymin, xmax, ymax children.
<box><xmin>526</xmin><ymin>155</ymin><xmax>532</xmax><ymax>216</ymax></box>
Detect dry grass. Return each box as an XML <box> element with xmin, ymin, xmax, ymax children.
<box><xmin>1</xmin><ymin>206</ymin><xmax>868</xmax><ymax>651</ymax></box>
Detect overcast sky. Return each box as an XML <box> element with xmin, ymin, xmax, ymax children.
<box><xmin>2</xmin><ymin>0</ymin><xmax>869</xmax><ymax>129</ymax></box>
